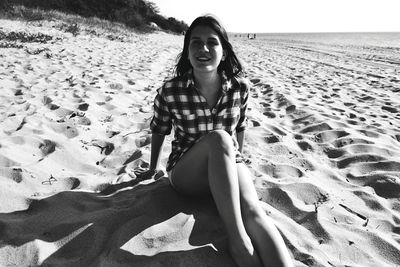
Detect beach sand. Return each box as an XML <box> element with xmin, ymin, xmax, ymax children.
<box><xmin>1</xmin><ymin>18</ymin><xmax>400</xmax><ymax>266</ymax></box>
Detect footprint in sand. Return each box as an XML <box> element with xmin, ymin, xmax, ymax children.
<box><xmin>291</xmin><ymin>114</ymin><xmax>315</xmax><ymax>126</ymax></box>
<box><xmin>275</xmin><ymin>93</ymin><xmax>292</xmax><ymax>109</ymax></box>
<box><xmin>297</xmin><ymin>141</ymin><xmax>314</xmax><ymax>151</ymax></box>
<box><xmin>8</xmin><ymin>168</ymin><xmax>23</xmax><ymax>183</ymax></box>
<box><xmin>76</xmin><ymin>116</ymin><xmax>91</xmax><ymax>125</ymax></box>
<box><xmin>359</xmin><ymin>95</ymin><xmax>375</xmax><ymax>101</ymax></box>
<box><xmin>357</xmin><ymin>130</ymin><xmax>381</xmax><ymax>139</ymax></box>
<box><xmin>250</xmin><ymin>78</ymin><xmax>261</xmax><ymax>84</ymax></box>
<box><xmin>46</xmin><ymin>102</ymin><xmax>60</xmax><ymax>110</ymax></box>
<box><xmin>0</xmin><ymin>166</ymin><xmax>24</xmax><ymax>183</ymax></box>
<box><xmin>64</xmin><ymin>125</ymin><xmax>79</xmax><ymax>138</ymax></box>
<box><xmin>109</xmin><ymin>82</ymin><xmax>123</xmax><ymax>90</ymax></box>
<box><xmin>381</xmin><ymin>105</ymin><xmax>398</xmax><ymax>113</ymax></box>
<box><xmin>77</xmin><ymin>103</ymin><xmax>89</xmax><ymax>111</ymax></box>
<box><xmin>285</xmin><ymin>104</ymin><xmax>296</xmax><ymax>113</ymax></box>
<box><xmin>263</xmin><ymin>111</ymin><xmax>276</xmax><ymax>118</ymax></box>
<box><xmin>11</xmin><ymin>168</ymin><xmax>23</xmax><ymax>183</ymax></box>
<box><xmin>347</xmin><ymin>112</ymin><xmax>357</xmax><ymax>119</ymax></box>
<box><xmin>293</xmin><ymin>134</ymin><xmax>303</xmax><ymax>140</ymax></box>
<box><xmin>258</xmin><ymin>187</ymin><xmax>297</xmax><ymax>213</ymax></box>
<box><xmin>336</xmin><ymin>154</ymin><xmax>388</xmax><ymax>170</ymax></box>
<box><xmin>14</xmin><ymin>89</ymin><xmax>23</xmax><ymax>96</ymax></box>
<box><xmin>346</xmin><ymin>144</ymin><xmax>398</xmax><ymax>158</ymax></box>
<box><xmin>259</xmin><ymin>163</ymin><xmax>304</xmax><ymax>179</ymax></box>
<box><xmin>332</xmin><ymin>137</ymin><xmax>374</xmax><ymax>148</ymax></box>
<box><xmin>283</xmin><ymin>182</ymin><xmax>329</xmax><ymax>206</ymax></box>
<box><xmin>315</xmin><ymin>130</ymin><xmax>350</xmax><ymax>143</ymax></box>
<box><xmin>250</xmin><ymin>119</ymin><xmax>261</xmax><ymax>127</ymax></box>
<box><xmin>91</xmin><ymin>140</ymin><xmax>115</xmax><ymax>155</ymax></box>
<box><xmin>353</xmin><ymin>190</ymin><xmax>386</xmax><ymax>210</ymax></box>
<box><xmin>50</xmin><ymin>123</ymin><xmax>79</xmax><ymax>138</ymax></box>
<box><xmin>322</xmin><ymin>147</ymin><xmax>346</xmax><ymax>158</ymax></box>
<box><xmin>300</xmin><ymin>122</ymin><xmax>332</xmax><ymax>134</ymax></box>
<box><xmin>349</xmin><ymin>161</ymin><xmax>400</xmax><ymax>176</ymax></box>
<box><xmin>42</xmin><ymin>96</ymin><xmax>54</xmax><ymax>106</ymax></box>
<box><xmin>39</xmin><ymin>139</ymin><xmax>56</xmax><ymax>156</ymax></box>
<box><xmin>67</xmin><ymin>177</ymin><xmax>81</xmax><ymax>190</ymax></box>
<box><xmin>264</xmin><ymin>134</ymin><xmax>281</xmax><ymax>144</ymax></box>
<box><xmin>54</xmin><ymin>107</ymin><xmax>74</xmax><ymax>118</ymax></box>
<box><xmin>135</xmin><ymin>135</ymin><xmax>151</xmax><ymax>147</ymax></box>
<box><xmin>348</xmin><ymin>173</ymin><xmax>400</xmax><ymax>199</ymax></box>
<box><xmin>365</xmin><ymin>175</ymin><xmax>400</xmax><ymax>199</ymax></box>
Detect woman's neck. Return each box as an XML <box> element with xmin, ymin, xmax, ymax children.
<box><xmin>193</xmin><ymin>70</ymin><xmax>221</xmax><ymax>93</ymax></box>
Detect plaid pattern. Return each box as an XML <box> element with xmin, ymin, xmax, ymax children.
<box><xmin>150</xmin><ymin>70</ymin><xmax>249</xmax><ymax>172</ymax></box>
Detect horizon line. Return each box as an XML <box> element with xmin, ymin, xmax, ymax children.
<box><xmin>228</xmin><ymin>31</ymin><xmax>400</xmax><ymax>34</ymax></box>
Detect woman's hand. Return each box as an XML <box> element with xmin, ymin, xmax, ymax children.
<box><xmin>134</xmin><ymin>168</ymin><xmax>164</xmax><ymax>180</ymax></box>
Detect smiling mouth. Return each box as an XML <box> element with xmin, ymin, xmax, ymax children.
<box><xmin>196</xmin><ymin>56</ymin><xmax>211</xmax><ymax>62</ymax></box>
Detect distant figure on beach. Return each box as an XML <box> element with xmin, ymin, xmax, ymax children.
<box><xmin>140</xmin><ymin>15</ymin><xmax>293</xmax><ymax>267</ymax></box>
<box><xmin>248</xmin><ymin>33</ymin><xmax>256</xmax><ymax>39</ymax></box>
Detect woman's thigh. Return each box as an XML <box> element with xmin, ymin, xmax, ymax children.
<box><xmin>170</xmin><ymin>138</ymin><xmax>211</xmax><ymax>196</ymax></box>
<box><xmin>170</xmin><ymin>130</ymin><xmax>236</xmax><ymax>195</ymax></box>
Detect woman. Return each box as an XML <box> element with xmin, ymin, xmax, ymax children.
<box><xmin>142</xmin><ymin>15</ymin><xmax>293</xmax><ymax>267</ymax></box>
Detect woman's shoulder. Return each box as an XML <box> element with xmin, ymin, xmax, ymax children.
<box><xmin>162</xmin><ymin>75</ymin><xmax>190</xmax><ymax>89</ymax></box>
<box><xmin>157</xmin><ymin>75</ymin><xmax>190</xmax><ymax>96</ymax></box>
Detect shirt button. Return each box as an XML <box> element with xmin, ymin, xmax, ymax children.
<box><xmin>208</xmin><ymin>118</ymin><xmax>212</xmax><ymax>123</ymax></box>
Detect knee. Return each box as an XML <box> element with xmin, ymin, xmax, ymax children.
<box><xmin>206</xmin><ymin>130</ymin><xmax>234</xmax><ymax>152</ymax></box>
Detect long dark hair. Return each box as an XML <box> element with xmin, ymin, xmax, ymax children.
<box><xmin>174</xmin><ymin>14</ymin><xmax>243</xmax><ymax>79</ymax></box>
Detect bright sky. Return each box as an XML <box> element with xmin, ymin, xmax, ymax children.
<box><xmin>149</xmin><ymin>0</ymin><xmax>400</xmax><ymax>33</ymax></box>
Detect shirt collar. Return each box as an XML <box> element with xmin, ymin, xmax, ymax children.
<box><xmin>186</xmin><ymin>68</ymin><xmax>232</xmax><ymax>93</ymax></box>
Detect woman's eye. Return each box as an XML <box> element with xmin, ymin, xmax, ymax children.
<box><xmin>207</xmin><ymin>41</ymin><xmax>219</xmax><ymax>46</ymax></box>
<box><xmin>190</xmin><ymin>39</ymin><xmax>219</xmax><ymax>47</ymax></box>
<box><xmin>190</xmin><ymin>40</ymin><xmax>202</xmax><ymax>46</ymax></box>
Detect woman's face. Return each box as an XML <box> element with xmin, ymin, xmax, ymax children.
<box><xmin>188</xmin><ymin>25</ymin><xmax>225</xmax><ymax>75</ymax></box>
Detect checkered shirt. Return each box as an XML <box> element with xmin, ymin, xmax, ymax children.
<box><xmin>150</xmin><ymin>70</ymin><xmax>249</xmax><ymax>172</ymax></box>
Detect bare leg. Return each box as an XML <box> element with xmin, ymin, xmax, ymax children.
<box><xmin>237</xmin><ymin>163</ymin><xmax>294</xmax><ymax>267</ymax></box>
<box><xmin>171</xmin><ymin>130</ymin><xmax>262</xmax><ymax>267</ymax></box>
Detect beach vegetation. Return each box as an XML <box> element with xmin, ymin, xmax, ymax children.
<box><xmin>0</xmin><ymin>0</ymin><xmax>188</xmax><ymax>34</ymax></box>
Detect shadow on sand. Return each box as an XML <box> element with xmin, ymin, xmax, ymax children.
<box><xmin>0</xmin><ymin>178</ymin><xmax>236</xmax><ymax>266</ymax></box>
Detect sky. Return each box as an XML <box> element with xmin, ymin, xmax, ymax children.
<box><xmin>149</xmin><ymin>0</ymin><xmax>400</xmax><ymax>33</ymax></box>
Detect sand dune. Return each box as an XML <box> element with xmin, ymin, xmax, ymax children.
<box><xmin>1</xmin><ymin>18</ymin><xmax>400</xmax><ymax>266</ymax></box>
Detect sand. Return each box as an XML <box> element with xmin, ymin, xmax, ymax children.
<box><xmin>1</xmin><ymin>18</ymin><xmax>400</xmax><ymax>267</ymax></box>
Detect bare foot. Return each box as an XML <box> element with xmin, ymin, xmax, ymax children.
<box><xmin>229</xmin><ymin>236</ymin><xmax>263</xmax><ymax>267</ymax></box>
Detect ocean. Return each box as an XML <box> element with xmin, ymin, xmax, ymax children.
<box><xmin>230</xmin><ymin>32</ymin><xmax>400</xmax><ymax>48</ymax></box>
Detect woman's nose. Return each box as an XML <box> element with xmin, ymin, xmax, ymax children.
<box><xmin>199</xmin><ymin>43</ymin><xmax>209</xmax><ymax>52</ymax></box>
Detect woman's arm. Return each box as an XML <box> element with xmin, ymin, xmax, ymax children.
<box><xmin>150</xmin><ymin>133</ymin><xmax>166</xmax><ymax>171</ymax></box>
<box><xmin>237</xmin><ymin>130</ymin><xmax>245</xmax><ymax>153</ymax></box>
<box><xmin>136</xmin><ymin>133</ymin><xmax>166</xmax><ymax>180</ymax></box>
<box><xmin>236</xmin><ymin>78</ymin><xmax>249</xmax><ymax>153</ymax></box>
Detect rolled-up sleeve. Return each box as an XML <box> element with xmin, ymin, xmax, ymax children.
<box><xmin>150</xmin><ymin>88</ymin><xmax>172</xmax><ymax>135</ymax></box>
<box><xmin>236</xmin><ymin>79</ymin><xmax>249</xmax><ymax>133</ymax></box>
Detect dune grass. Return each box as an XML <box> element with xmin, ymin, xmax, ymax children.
<box><xmin>0</xmin><ymin>0</ymin><xmax>187</xmax><ymax>34</ymax></box>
